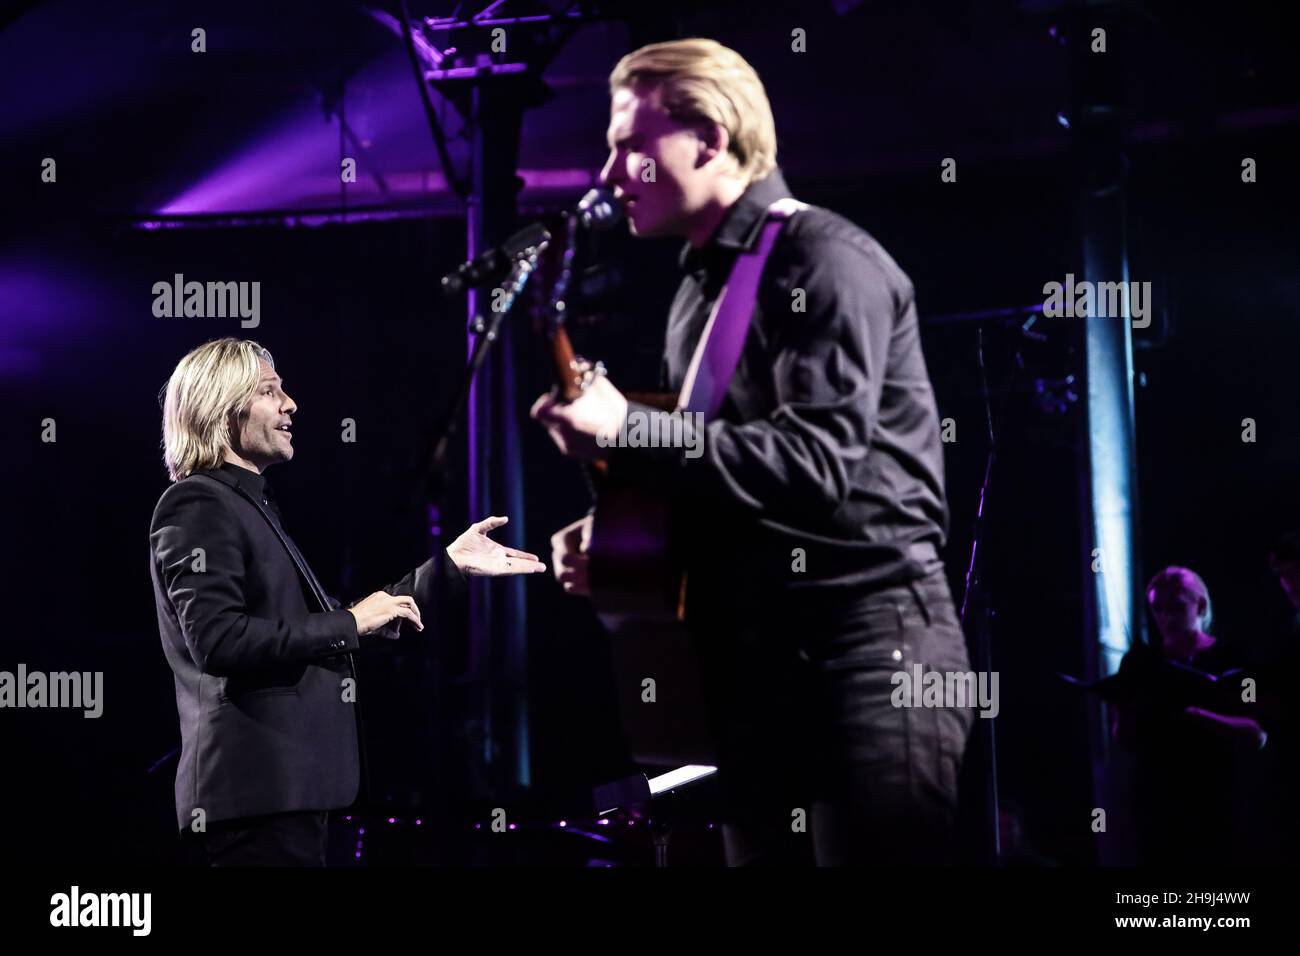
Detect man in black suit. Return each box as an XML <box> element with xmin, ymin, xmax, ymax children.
<box><xmin>150</xmin><ymin>337</ymin><xmax>544</xmax><ymax>866</ymax></box>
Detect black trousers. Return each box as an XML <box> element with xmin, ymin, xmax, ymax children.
<box><xmin>200</xmin><ymin>810</ymin><xmax>330</xmax><ymax>866</ymax></box>
<box><xmin>695</xmin><ymin>569</ymin><xmax>975</xmax><ymax>866</ymax></box>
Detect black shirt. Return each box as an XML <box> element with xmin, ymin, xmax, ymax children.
<box><xmin>616</xmin><ymin>170</ymin><xmax>948</xmax><ymax>599</ymax></box>
<box><xmin>218</xmin><ymin>460</ymin><xmax>270</xmax><ymax>504</ymax></box>
<box><xmin>216</xmin><ymin>461</ymin><xmax>328</xmax><ymax>606</ymax></box>
<box><xmin>218</xmin><ymin>461</ymin><xmax>290</xmax><ymax>529</ymax></box>
<box><xmin>1254</xmin><ymin>624</ymin><xmax>1300</xmax><ymax>860</ymax></box>
<box><xmin>1113</xmin><ymin>637</ymin><xmax>1256</xmax><ymax>864</ymax></box>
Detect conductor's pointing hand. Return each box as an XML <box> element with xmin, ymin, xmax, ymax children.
<box><xmin>447</xmin><ymin>515</ymin><xmax>547</xmax><ymax>576</ymax></box>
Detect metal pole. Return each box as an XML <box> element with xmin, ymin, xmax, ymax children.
<box><xmin>1070</xmin><ymin>1</ymin><xmax>1144</xmax><ymax>865</ymax></box>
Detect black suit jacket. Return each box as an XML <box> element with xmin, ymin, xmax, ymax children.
<box><xmin>149</xmin><ymin>463</ymin><xmax>463</xmax><ymax>832</ymax></box>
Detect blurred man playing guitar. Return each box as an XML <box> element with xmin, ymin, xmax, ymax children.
<box><xmin>532</xmin><ymin>38</ymin><xmax>972</xmax><ymax>866</ymax></box>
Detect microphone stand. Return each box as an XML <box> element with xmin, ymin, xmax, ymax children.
<box><xmin>427</xmin><ymin>246</ymin><xmax>548</xmax><ymax>501</ymax></box>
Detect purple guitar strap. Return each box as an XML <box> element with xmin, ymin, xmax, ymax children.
<box><xmin>678</xmin><ymin>197</ymin><xmax>808</xmax><ymax>419</ymax></box>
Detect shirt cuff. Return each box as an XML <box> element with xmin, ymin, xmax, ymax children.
<box><xmin>608</xmin><ymin>400</ymin><xmax>697</xmax><ymax>478</ymax></box>
<box><xmin>440</xmin><ymin>547</ymin><xmax>468</xmax><ymax>598</ymax></box>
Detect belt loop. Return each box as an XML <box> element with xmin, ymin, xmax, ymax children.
<box><xmin>908</xmin><ymin>578</ymin><xmax>932</xmax><ymax>627</ymax></box>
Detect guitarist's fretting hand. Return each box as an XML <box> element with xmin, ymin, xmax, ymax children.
<box><xmin>550</xmin><ymin>514</ymin><xmax>593</xmax><ymax>597</ymax></box>
<box><xmin>530</xmin><ymin>376</ymin><xmax>628</xmax><ymax>462</ymax></box>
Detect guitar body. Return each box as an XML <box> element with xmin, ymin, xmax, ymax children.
<box><xmin>587</xmin><ymin>389</ymin><xmax>682</xmax><ymax>631</ymax></box>
<box><xmin>548</xmin><ymin>337</ymin><xmax>717</xmax><ymax>765</ymax></box>
<box><xmin>587</xmin><ymin>429</ymin><xmax>718</xmax><ymax>766</ymax></box>
<box><xmin>541</xmin><ymin>203</ymin><xmax>795</xmax><ymax>768</ymax></box>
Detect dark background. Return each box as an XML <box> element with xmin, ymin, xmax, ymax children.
<box><xmin>1</xmin><ymin>0</ymin><xmax>1297</xmax><ymax>865</ymax></box>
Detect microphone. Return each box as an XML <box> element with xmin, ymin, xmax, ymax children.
<box><xmin>439</xmin><ymin>189</ymin><xmax>622</xmax><ymax>296</ymax></box>
<box><xmin>575</xmin><ymin>186</ymin><xmax>623</xmax><ymax>230</ymax></box>
<box><xmin>441</xmin><ymin>223</ymin><xmax>551</xmax><ymax>296</ymax></box>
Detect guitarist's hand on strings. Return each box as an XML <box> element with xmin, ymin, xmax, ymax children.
<box><xmin>530</xmin><ymin>376</ymin><xmax>628</xmax><ymax>462</ymax></box>
<box><xmin>550</xmin><ymin>514</ymin><xmax>593</xmax><ymax>597</ymax></box>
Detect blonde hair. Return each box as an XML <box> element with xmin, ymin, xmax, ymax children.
<box><xmin>160</xmin><ymin>338</ymin><xmax>274</xmax><ymax>481</ymax></box>
<box><xmin>610</xmin><ymin>38</ymin><xmax>777</xmax><ymax>184</ymax></box>
<box><xmin>1146</xmin><ymin>565</ymin><xmax>1214</xmax><ymax>632</ymax></box>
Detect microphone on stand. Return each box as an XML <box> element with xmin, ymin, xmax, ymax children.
<box><xmin>440</xmin><ymin>188</ymin><xmax>624</xmax><ymax>296</ymax></box>
<box><xmin>574</xmin><ymin>186</ymin><xmax>623</xmax><ymax>230</ymax></box>
<box><xmin>441</xmin><ymin>222</ymin><xmax>551</xmax><ymax>296</ymax></box>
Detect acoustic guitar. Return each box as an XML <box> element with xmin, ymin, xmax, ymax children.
<box><xmin>543</xmin><ymin>307</ymin><xmax>717</xmax><ymax>767</ymax></box>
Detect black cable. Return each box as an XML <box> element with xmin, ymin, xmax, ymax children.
<box><xmin>960</xmin><ymin>324</ymin><xmax>1020</xmax><ymax>622</ymax></box>
<box><xmin>958</xmin><ymin>322</ymin><xmax>1023</xmax><ymax>866</ymax></box>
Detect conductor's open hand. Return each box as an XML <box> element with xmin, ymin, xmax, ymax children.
<box><xmin>448</xmin><ymin>515</ymin><xmax>547</xmax><ymax>576</ymax></box>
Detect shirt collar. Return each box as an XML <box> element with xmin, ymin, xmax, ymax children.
<box><xmin>679</xmin><ymin>169</ymin><xmax>793</xmax><ymax>271</ymax></box>
<box><xmin>217</xmin><ymin>460</ymin><xmax>271</xmax><ymax>501</ymax></box>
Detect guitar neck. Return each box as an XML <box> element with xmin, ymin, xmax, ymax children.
<box><xmin>548</xmin><ymin>325</ymin><xmax>586</xmax><ymax>403</ymax></box>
